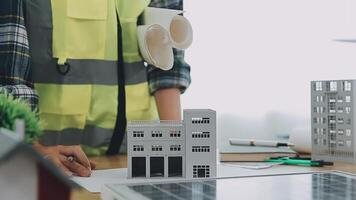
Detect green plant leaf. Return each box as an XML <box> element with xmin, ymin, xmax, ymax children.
<box><xmin>0</xmin><ymin>93</ymin><xmax>42</xmax><ymax>143</ymax></box>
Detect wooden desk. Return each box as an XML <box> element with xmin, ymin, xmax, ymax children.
<box><xmin>70</xmin><ymin>155</ymin><xmax>356</xmax><ymax>200</ymax></box>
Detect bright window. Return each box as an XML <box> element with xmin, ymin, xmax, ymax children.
<box><xmin>183</xmin><ymin>0</ymin><xmax>356</xmax><ymax>146</ymax></box>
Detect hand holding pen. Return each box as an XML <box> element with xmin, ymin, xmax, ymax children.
<box><xmin>34</xmin><ymin>144</ymin><xmax>96</xmax><ymax>177</ymax></box>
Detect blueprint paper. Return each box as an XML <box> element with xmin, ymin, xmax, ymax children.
<box><xmin>137</xmin><ymin>24</ymin><xmax>174</xmax><ymax>70</ymax></box>
<box><xmin>144</xmin><ymin>7</ymin><xmax>192</xmax><ymax>49</ymax></box>
<box><xmin>72</xmin><ymin>164</ymin><xmax>317</xmax><ymax>193</ymax></box>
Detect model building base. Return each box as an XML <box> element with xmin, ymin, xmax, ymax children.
<box><xmin>127</xmin><ymin>109</ymin><xmax>217</xmax><ymax>179</ymax></box>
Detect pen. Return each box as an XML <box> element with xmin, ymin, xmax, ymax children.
<box><xmin>67</xmin><ymin>155</ymin><xmax>75</xmax><ymax>163</ymax></box>
<box><xmin>229</xmin><ymin>138</ymin><xmax>294</xmax><ymax>148</ymax></box>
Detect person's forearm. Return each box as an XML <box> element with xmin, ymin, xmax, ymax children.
<box><xmin>154</xmin><ymin>88</ymin><xmax>181</xmax><ymax>120</ymax></box>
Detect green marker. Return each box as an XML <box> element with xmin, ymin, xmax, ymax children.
<box><xmin>266</xmin><ymin>157</ymin><xmax>333</xmax><ymax>167</ymax></box>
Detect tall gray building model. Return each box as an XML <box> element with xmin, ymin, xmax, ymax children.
<box><xmin>127</xmin><ymin>109</ymin><xmax>216</xmax><ymax>178</ymax></box>
<box><xmin>311</xmin><ymin>80</ymin><xmax>356</xmax><ymax>163</ymax></box>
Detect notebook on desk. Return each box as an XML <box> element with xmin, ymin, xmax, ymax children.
<box><xmin>219</xmin><ymin>145</ymin><xmax>297</xmax><ymax>162</ymax></box>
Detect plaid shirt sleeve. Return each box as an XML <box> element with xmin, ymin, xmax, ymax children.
<box><xmin>0</xmin><ymin>0</ymin><xmax>38</xmax><ymax>111</ymax></box>
<box><xmin>0</xmin><ymin>85</ymin><xmax>38</xmax><ymax>111</ymax></box>
<box><xmin>147</xmin><ymin>0</ymin><xmax>191</xmax><ymax>94</ymax></box>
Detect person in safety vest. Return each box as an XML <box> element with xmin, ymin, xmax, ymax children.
<box><xmin>14</xmin><ymin>0</ymin><xmax>191</xmax><ymax>177</ymax></box>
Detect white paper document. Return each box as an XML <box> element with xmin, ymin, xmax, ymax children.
<box><xmin>71</xmin><ymin>164</ymin><xmax>317</xmax><ymax>193</ymax></box>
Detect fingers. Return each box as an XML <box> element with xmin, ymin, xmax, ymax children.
<box><xmin>46</xmin><ymin>155</ymin><xmax>73</xmax><ymax>176</ymax></box>
<box><xmin>59</xmin><ymin>155</ymin><xmax>92</xmax><ymax>177</ymax></box>
<box><xmin>44</xmin><ymin>145</ymin><xmax>94</xmax><ymax>177</ymax></box>
<box><xmin>90</xmin><ymin>160</ymin><xmax>97</xmax><ymax>170</ymax></box>
<box><xmin>59</xmin><ymin>145</ymin><xmax>91</xmax><ymax>170</ymax></box>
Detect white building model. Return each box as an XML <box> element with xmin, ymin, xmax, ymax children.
<box><xmin>311</xmin><ymin>80</ymin><xmax>356</xmax><ymax>163</ymax></box>
<box><xmin>127</xmin><ymin>109</ymin><xmax>216</xmax><ymax>178</ymax></box>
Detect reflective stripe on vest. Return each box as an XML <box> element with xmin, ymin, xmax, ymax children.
<box><xmin>40</xmin><ymin>125</ymin><xmax>113</xmax><ymax>147</ymax></box>
<box><xmin>33</xmin><ymin>59</ymin><xmax>148</xmax><ymax>85</ymax></box>
<box><xmin>25</xmin><ymin>0</ymin><xmax>158</xmax><ymax>147</ymax></box>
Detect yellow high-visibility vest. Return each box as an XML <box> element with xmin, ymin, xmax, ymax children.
<box><xmin>25</xmin><ymin>0</ymin><xmax>158</xmax><ymax>149</ymax></box>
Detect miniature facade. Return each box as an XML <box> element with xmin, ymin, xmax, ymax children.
<box><xmin>0</xmin><ymin>125</ymin><xmax>77</xmax><ymax>200</ymax></box>
<box><xmin>311</xmin><ymin>80</ymin><xmax>356</xmax><ymax>163</ymax></box>
<box><xmin>127</xmin><ymin>109</ymin><xmax>216</xmax><ymax>178</ymax></box>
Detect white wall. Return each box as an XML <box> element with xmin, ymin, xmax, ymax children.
<box><xmin>182</xmin><ymin>0</ymin><xmax>356</xmax><ymax>146</ymax></box>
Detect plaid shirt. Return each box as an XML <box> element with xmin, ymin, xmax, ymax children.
<box><xmin>148</xmin><ymin>0</ymin><xmax>191</xmax><ymax>94</ymax></box>
<box><xmin>0</xmin><ymin>0</ymin><xmax>38</xmax><ymax>111</ymax></box>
